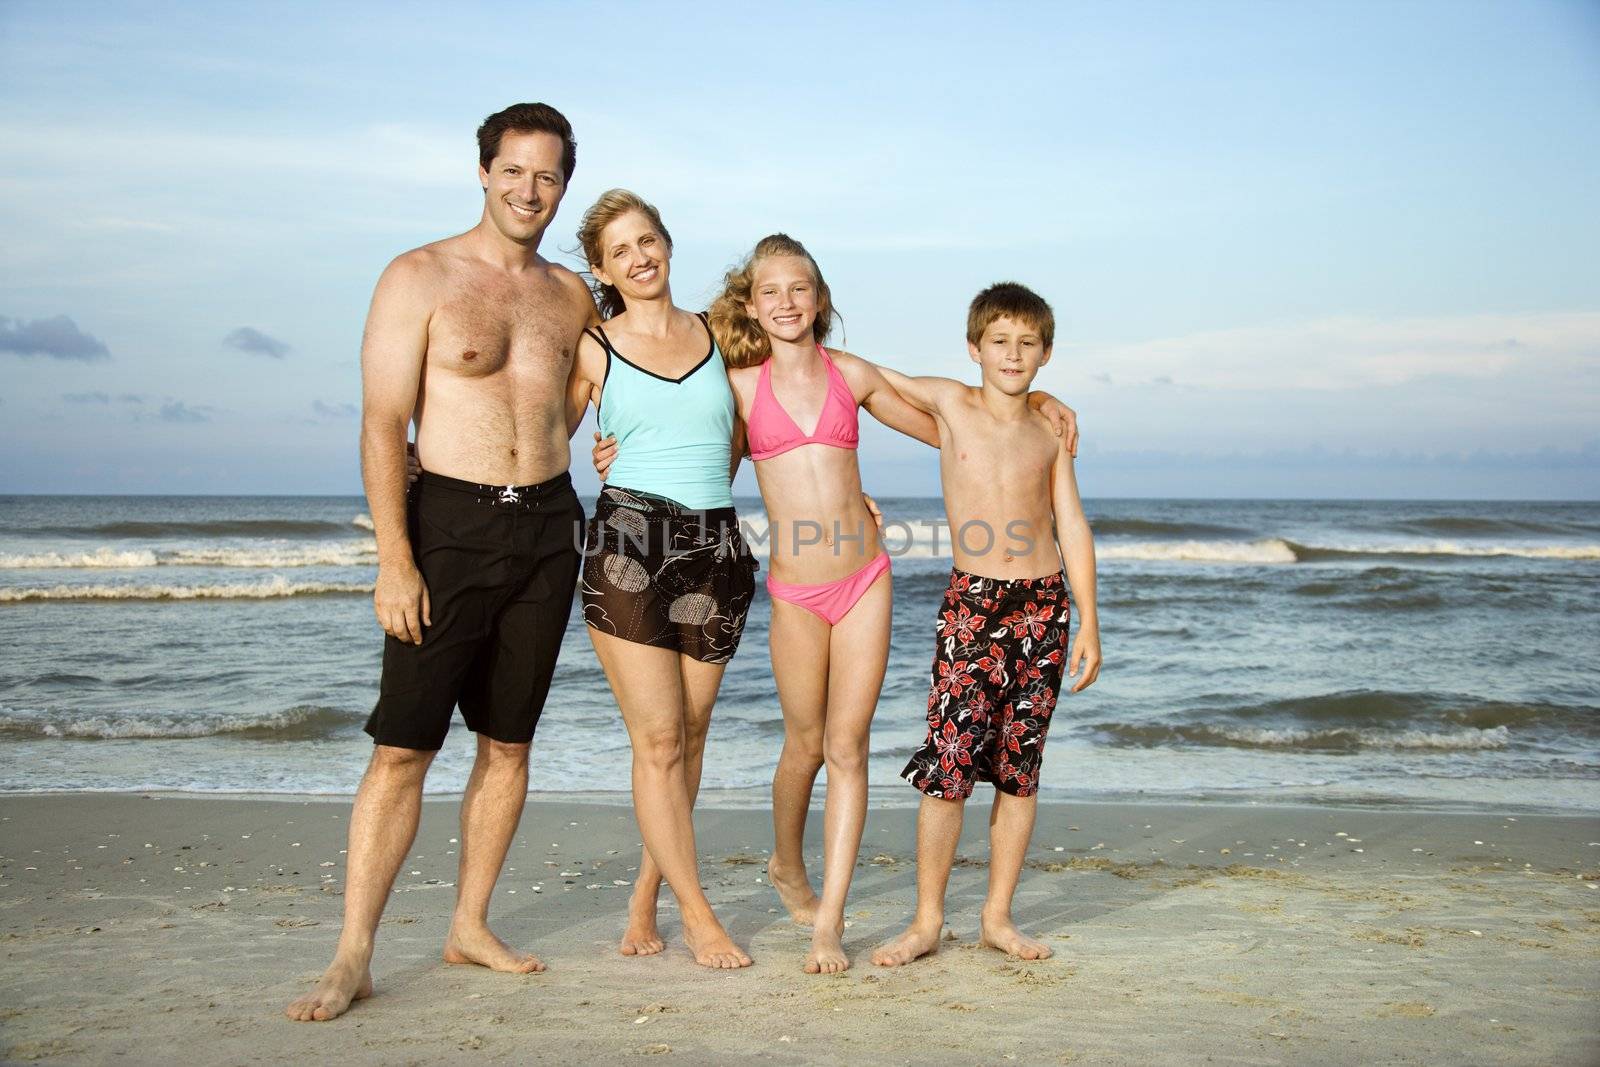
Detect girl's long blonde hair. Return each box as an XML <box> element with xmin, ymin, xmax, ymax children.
<box><xmin>707</xmin><ymin>234</ymin><xmax>836</xmax><ymax>368</ymax></box>
<box><xmin>575</xmin><ymin>189</ymin><xmax>673</xmax><ymax>320</ymax></box>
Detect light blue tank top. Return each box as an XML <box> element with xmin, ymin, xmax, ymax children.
<box><xmin>592</xmin><ymin>313</ymin><xmax>735</xmax><ymax>510</ymax></box>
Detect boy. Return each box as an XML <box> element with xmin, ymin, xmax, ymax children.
<box><xmin>872</xmin><ymin>282</ymin><xmax>1101</xmax><ymax>966</ymax></box>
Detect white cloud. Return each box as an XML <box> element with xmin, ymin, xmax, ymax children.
<box><xmin>1078</xmin><ymin>311</ymin><xmax>1600</xmax><ymax>391</ymax></box>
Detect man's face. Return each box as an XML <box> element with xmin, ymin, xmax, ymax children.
<box><xmin>478</xmin><ymin>131</ymin><xmax>568</xmax><ymax>244</ymax></box>
<box><xmin>969</xmin><ymin>315</ymin><xmax>1051</xmax><ymax>395</ymax></box>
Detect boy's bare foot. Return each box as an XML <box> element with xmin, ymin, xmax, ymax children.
<box><xmin>683</xmin><ymin>917</ymin><xmax>752</xmax><ymax>969</ymax></box>
<box><xmin>443</xmin><ymin>921</ymin><xmax>545</xmax><ymax>973</ymax></box>
<box><xmin>870</xmin><ymin>922</ymin><xmax>942</xmax><ymax>967</ymax></box>
<box><xmin>979</xmin><ymin>914</ymin><xmax>1052</xmax><ymax>960</ymax></box>
<box><xmin>803</xmin><ymin>920</ymin><xmax>850</xmax><ymax>974</ymax></box>
<box><xmin>620</xmin><ymin>900</ymin><xmax>665</xmax><ymax>956</ymax></box>
<box><xmin>767</xmin><ymin>857</ymin><xmax>819</xmax><ymax>926</ymax></box>
<box><xmin>285</xmin><ymin>955</ymin><xmax>372</xmax><ymax>1022</ymax></box>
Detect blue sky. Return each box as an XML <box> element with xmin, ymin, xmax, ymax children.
<box><xmin>2</xmin><ymin>0</ymin><xmax>1597</xmax><ymax>498</ymax></box>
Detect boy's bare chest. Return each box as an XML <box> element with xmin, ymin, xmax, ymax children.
<box><xmin>945</xmin><ymin>418</ymin><xmax>1055</xmax><ymax>489</ymax></box>
<box><xmin>428</xmin><ymin>276</ymin><xmax>578</xmax><ymax>382</ymax></box>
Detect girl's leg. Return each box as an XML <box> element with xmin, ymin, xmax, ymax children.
<box><xmin>621</xmin><ymin>654</ymin><xmax>727</xmax><ymax>956</ymax></box>
<box><xmin>767</xmin><ymin>596</ymin><xmax>832</xmax><ymax>924</ymax></box>
<box><xmin>979</xmin><ymin>790</ymin><xmax>1051</xmax><ymax>959</ymax></box>
<box><xmin>806</xmin><ymin>572</ymin><xmax>892</xmax><ymax>974</ymax></box>
<box><xmin>589</xmin><ymin>629</ymin><xmax>750</xmax><ymax>968</ymax></box>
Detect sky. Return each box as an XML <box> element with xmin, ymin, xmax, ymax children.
<box><xmin>2</xmin><ymin>0</ymin><xmax>1597</xmax><ymax>499</ymax></box>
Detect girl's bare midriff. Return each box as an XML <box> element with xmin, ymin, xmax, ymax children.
<box><xmin>753</xmin><ymin>441</ymin><xmax>884</xmax><ymax>585</ymax></box>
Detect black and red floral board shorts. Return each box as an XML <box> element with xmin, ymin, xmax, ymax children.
<box><xmin>901</xmin><ymin>568</ymin><xmax>1071</xmax><ymax>800</ymax></box>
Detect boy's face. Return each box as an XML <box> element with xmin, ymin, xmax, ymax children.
<box><xmin>968</xmin><ymin>315</ymin><xmax>1051</xmax><ymax>395</ymax></box>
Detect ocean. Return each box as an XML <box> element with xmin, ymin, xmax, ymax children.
<box><xmin>0</xmin><ymin>495</ymin><xmax>1595</xmax><ymax>813</ymax></box>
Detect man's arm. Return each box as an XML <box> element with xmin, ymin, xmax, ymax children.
<box><xmin>1027</xmin><ymin>391</ymin><xmax>1080</xmax><ymax>456</ymax></box>
<box><xmin>1050</xmin><ymin>438</ymin><xmax>1101</xmax><ymax>692</ymax></box>
<box><xmin>360</xmin><ymin>253</ymin><xmax>433</xmax><ymax>645</ymax></box>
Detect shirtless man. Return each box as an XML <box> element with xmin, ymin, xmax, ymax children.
<box><xmin>286</xmin><ymin>103</ymin><xmax>597</xmax><ymax>1022</ymax></box>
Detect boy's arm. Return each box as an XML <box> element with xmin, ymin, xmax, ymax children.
<box><xmin>851</xmin><ymin>358</ymin><xmax>942</xmax><ymax>447</ymax></box>
<box><xmin>1050</xmin><ymin>437</ymin><xmax>1101</xmax><ymax>692</ymax></box>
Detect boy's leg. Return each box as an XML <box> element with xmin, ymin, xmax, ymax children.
<box><xmin>870</xmin><ymin>793</ymin><xmax>966</xmax><ymax>966</ymax></box>
<box><xmin>979</xmin><ymin>790</ymin><xmax>1052</xmax><ymax>959</ymax></box>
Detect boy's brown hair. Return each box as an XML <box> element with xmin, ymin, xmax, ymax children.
<box><xmin>967</xmin><ymin>282</ymin><xmax>1054</xmax><ymax>348</ymax></box>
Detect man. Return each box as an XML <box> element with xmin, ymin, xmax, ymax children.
<box><xmin>287</xmin><ymin>103</ymin><xmax>597</xmax><ymax>1023</ymax></box>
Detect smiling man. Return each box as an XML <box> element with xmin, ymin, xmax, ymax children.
<box><xmin>285</xmin><ymin>103</ymin><xmax>598</xmax><ymax>1022</ymax></box>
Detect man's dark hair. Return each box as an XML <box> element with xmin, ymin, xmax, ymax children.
<box><xmin>476</xmin><ymin>103</ymin><xmax>576</xmax><ymax>183</ymax></box>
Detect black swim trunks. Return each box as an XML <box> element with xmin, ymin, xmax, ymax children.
<box><xmin>581</xmin><ymin>486</ymin><xmax>757</xmax><ymax>664</ymax></box>
<box><xmin>364</xmin><ymin>470</ymin><xmax>583</xmax><ymax>751</ymax></box>
<box><xmin>902</xmin><ymin>568</ymin><xmax>1071</xmax><ymax>800</ymax></box>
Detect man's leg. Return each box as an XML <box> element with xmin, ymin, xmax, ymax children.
<box><xmin>870</xmin><ymin>792</ymin><xmax>966</xmax><ymax>967</ymax></box>
<box><xmin>285</xmin><ymin>744</ymin><xmax>434</xmax><ymax>1021</ymax></box>
<box><xmin>979</xmin><ymin>790</ymin><xmax>1051</xmax><ymax>959</ymax></box>
<box><xmin>620</xmin><ymin>654</ymin><xmax>725</xmax><ymax>956</ymax></box>
<box><xmin>443</xmin><ymin>734</ymin><xmax>542</xmax><ymax>972</ymax></box>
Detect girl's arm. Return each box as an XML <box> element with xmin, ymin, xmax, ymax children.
<box><xmin>1050</xmin><ymin>437</ymin><xmax>1101</xmax><ymax>693</ymax></box>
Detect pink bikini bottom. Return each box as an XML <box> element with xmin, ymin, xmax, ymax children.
<box><xmin>765</xmin><ymin>552</ymin><xmax>891</xmax><ymax>626</ymax></box>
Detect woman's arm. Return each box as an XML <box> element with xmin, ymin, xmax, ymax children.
<box><xmin>565</xmin><ymin>331</ymin><xmax>605</xmax><ymax>438</ymax></box>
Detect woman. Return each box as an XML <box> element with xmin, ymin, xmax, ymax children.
<box><xmin>566</xmin><ymin>190</ymin><xmax>757</xmax><ymax>969</ymax></box>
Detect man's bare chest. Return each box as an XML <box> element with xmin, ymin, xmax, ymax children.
<box><xmin>427</xmin><ymin>281</ymin><xmax>579</xmax><ymax>381</ymax></box>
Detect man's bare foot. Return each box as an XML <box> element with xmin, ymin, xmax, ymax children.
<box><xmin>285</xmin><ymin>954</ymin><xmax>373</xmax><ymax>1022</ymax></box>
<box><xmin>767</xmin><ymin>857</ymin><xmax>819</xmax><ymax>926</ymax></box>
<box><xmin>803</xmin><ymin>920</ymin><xmax>850</xmax><ymax>975</ymax></box>
<box><xmin>979</xmin><ymin>914</ymin><xmax>1052</xmax><ymax>960</ymax></box>
<box><xmin>870</xmin><ymin>922</ymin><xmax>942</xmax><ymax>967</ymax></box>
<box><xmin>682</xmin><ymin>918</ymin><xmax>752</xmax><ymax>969</ymax></box>
<box><xmin>443</xmin><ymin>921</ymin><xmax>545</xmax><ymax>973</ymax></box>
<box><xmin>620</xmin><ymin>900</ymin><xmax>665</xmax><ymax>957</ymax></box>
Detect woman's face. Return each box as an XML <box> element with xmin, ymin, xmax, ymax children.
<box><xmin>592</xmin><ymin>210</ymin><xmax>671</xmax><ymax>302</ymax></box>
<box><xmin>745</xmin><ymin>256</ymin><xmax>818</xmax><ymax>345</ymax></box>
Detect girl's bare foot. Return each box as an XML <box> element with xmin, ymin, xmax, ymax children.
<box><xmin>870</xmin><ymin>922</ymin><xmax>942</xmax><ymax>967</ymax></box>
<box><xmin>443</xmin><ymin>921</ymin><xmax>545</xmax><ymax>973</ymax></box>
<box><xmin>284</xmin><ymin>954</ymin><xmax>373</xmax><ymax>1022</ymax></box>
<box><xmin>682</xmin><ymin>917</ymin><xmax>752</xmax><ymax>969</ymax></box>
<box><xmin>803</xmin><ymin>920</ymin><xmax>850</xmax><ymax>974</ymax></box>
<box><xmin>620</xmin><ymin>899</ymin><xmax>665</xmax><ymax>956</ymax></box>
<box><xmin>766</xmin><ymin>857</ymin><xmax>819</xmax><ymax>926</ymax></box>
<box><xmin>978</xmin><ymin>913</ymin><xmax>1052</xmax><ymax>960</ymax></box>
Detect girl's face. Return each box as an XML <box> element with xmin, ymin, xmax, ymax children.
<box><xmin>745</xmin><ymin>255</ymin><xmax>817</xmax><ymax>345</ymax></box>
<box><xmin>592</xmin><ymin>210</ymin><xmax>671</xmax><ymax>301</ymax></box>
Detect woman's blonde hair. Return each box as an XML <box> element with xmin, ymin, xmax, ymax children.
<box><xmin>575</xmin><ymin>189</ymin><xmax>673</xmax><ymax>320</ymax></box>
<box><xmin>707</xmin><ymin>234</ymin><xmax>836</xmax><ymax>368</ymax></box>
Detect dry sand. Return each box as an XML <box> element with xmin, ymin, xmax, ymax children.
<box><xmin>2</xmin><ymin>794</ymin><xmax>1598</xmax><ymax>1064</ymax></box>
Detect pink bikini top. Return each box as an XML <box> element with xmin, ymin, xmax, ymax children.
<box><xmin>748</xmin><ymin>345</ymin><xmax>860</xmax><ymax>461</ymax></box>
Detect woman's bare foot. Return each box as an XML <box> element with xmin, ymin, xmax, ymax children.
<box><xmin>443</xmin><ymin>921</ymin><xmax>545</xmax><ymax>973</ymax></box>
<box><xmin>870</xmin><ymin>922</ymin><xmax>943</xmax><ymax>967</ymax></box>
<box><xmin>978</xmin><ymin>912</ymin><xmax>1052</xmax><ymax>960</ymax></box>
<box><xmin>803</xmin><ymin>920</ymin><xmax>850</xmax><ymax>974</ymax></box>
<box><xmin>620</xmin><ymin>898</ymin><xmax>665</xmax><ymax>956</ymax></box>
<box><xmin>767</xmin><ymin>857</ymin><xmax>819</xmax><ymax>926</ymax></box>
<box><xmin>285</xmin><ymin>954</ymin><xmax>373</xmax><ymax>1022</ymax></box>
<box><xmin>682</xmin><ymin>917</ymin><xmax>752</xmax><ymax>969</ymax></box>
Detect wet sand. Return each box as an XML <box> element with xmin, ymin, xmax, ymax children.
<box><xmin>2</xmin><ymin>794</ymin><xmax>1597</xmax><ymax>1064</ymax></box>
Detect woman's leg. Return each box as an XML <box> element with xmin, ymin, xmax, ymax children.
<box><xmin>767</xmin><ymin>596</ymin><xmax>832</xmax><ymax>924</ymax></box>
<box><xmin>621</xmin><ymin>654</ymin><xmax>726</xmax><ymax>956</ymax></box>
<box><xmin>806</xmin><ymin>572</ymin><xmax>892</xmax><ymax>973</ymax></box>
<box><xmin>589</xmin><ymin>628</ymin><xmax>750</xmax><ymax>968</ymax></box>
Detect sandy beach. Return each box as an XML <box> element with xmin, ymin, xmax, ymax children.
<box><xmin>2</xmin><ymin>794</ymin><xmax>1597</xmax><ymax>1065</ymax></box>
